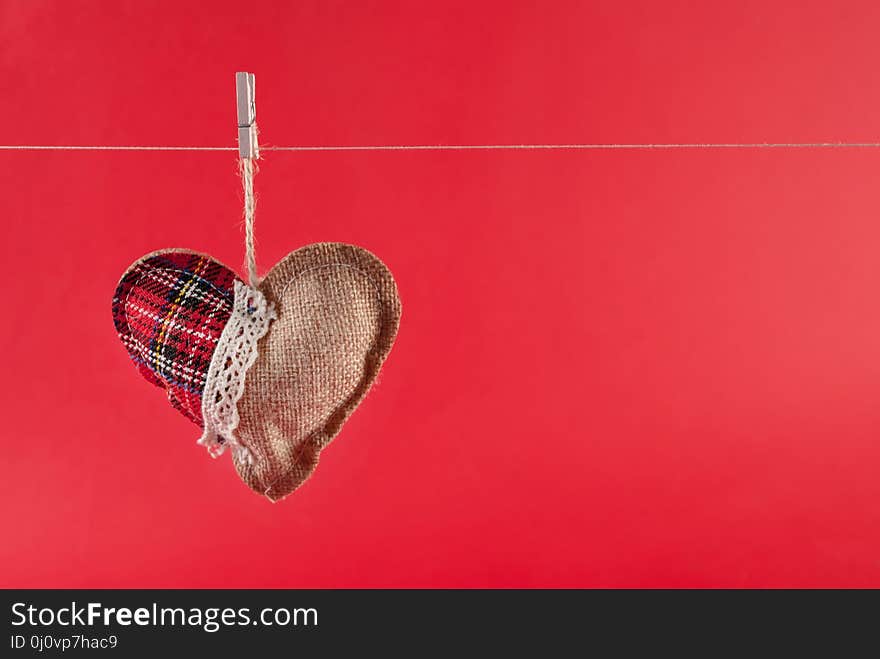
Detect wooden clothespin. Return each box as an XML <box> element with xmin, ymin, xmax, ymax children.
<box><xmin>236</xmin><ymin>72</ymin><xmax>258</xmax><ymax>159</ymax></box>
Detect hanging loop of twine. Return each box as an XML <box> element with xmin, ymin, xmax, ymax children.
<box><xmin>239</xmin><ymin>156</ymin><xmax>259</xmax><ymax>288</ymax></box>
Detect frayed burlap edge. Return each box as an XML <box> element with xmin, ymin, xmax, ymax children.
<box><xmin>231</xmin><ymin>242</ymin><xmax>402</xmax><ymax>502</ymax></box>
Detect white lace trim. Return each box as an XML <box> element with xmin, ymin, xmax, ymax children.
<box><xmin>197</xmin><ymin>280</ymin><xmax>276</xmax><ymax>463</ymax></box>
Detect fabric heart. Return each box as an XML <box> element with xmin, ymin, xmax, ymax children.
<box><xmin>112</xmin><ymin>243</ymin><xmax>401</xmax><ymax>501</ymax></box>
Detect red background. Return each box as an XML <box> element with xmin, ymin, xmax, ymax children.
<box><xmin>2</xmin><ymin>1</ymin><xmax>880</xmax><ymax>587</ymax></box>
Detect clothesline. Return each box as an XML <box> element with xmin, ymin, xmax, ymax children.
<box><xmin>3</xmin><ymin>142</ymin><xmax>880</xmax><ymax>152</ymax></box>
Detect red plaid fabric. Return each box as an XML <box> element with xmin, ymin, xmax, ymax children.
<box><xmin>112</xmin><ymin>251</ymin><xmax>240</xmax><ymax>426</ymax></box>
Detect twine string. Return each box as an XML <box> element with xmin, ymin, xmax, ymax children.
<box><xmin>9</xmin><ymin>139</ymin><xmax>880</xmax><ymax>287</ymax></box>
<box><xmin>240</xmin><ymin>157</ymin><xmax>259</xmax><ymax>288</ymax></box>
<box><xmin>4</xmin><ymin>142</ymin><xmax>880</xmax><ymax>151</ymax></box>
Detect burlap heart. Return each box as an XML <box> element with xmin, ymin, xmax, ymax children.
<box><xmin>113</xmin><ymin>243</ymin><xmax>401</xmax><ymax>501</ymax></box>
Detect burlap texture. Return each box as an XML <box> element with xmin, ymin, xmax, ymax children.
<box><xmin>233</xmin><ymin>243</ymin><xmax>401</xmax><ymax>501</ymax></box>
